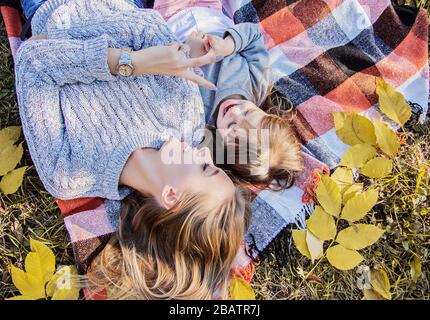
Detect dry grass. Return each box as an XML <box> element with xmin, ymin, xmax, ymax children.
<box><xmin>0</xmin><ymin>0</ymin><xmax>429</xmax><ymax>300</ymax></box>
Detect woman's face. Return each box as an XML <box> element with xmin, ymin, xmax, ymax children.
<box><xmin>158</xmin><ymin>137</ymin><xmax>236</xmax><ymax>206</ymax></box>
<box><xmin>216</xmin><ymin>99</ymin><xmax>267</xmax><ymax>140</ymax></box>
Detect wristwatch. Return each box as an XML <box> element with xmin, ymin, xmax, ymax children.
<box><xmin>117</xmin><ymin>48</ymin><xmax>134</xmax><ymax>77</ymax></box>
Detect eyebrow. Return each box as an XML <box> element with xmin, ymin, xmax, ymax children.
<box><xmin>209</xmin><ymin>168</ymin><xmax>220</xmax><ymax>177</ymax></box>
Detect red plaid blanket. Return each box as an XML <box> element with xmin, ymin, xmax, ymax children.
<box><xmin>1</xmin><ymin>0</ymin><xmax>428</xmax><ymax>299</ymax></box>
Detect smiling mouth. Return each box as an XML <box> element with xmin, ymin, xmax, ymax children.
<box><xmin>223</xmin><ymin>103</ymin><xmax>238</xmax><ymax>117</ymax></box>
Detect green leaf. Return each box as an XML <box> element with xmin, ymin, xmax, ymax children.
<box><xmin>0</xmin><ymin>126</ymin><xmax>21</xmax><ymax>151</ymax></box>
<box><xmin>341</xmin><ymin>189</ymin><xmax>379</xmax><ymax>222</ymax></box>
<box><xmin>339</xmin><ymin>144</ymin><xmax>376</xmax><ymax>169</ymax></box>
<box><xmin>360</xmin><ymin>157</ymin><xmax>393</xmax><ymax>178</ymax></box>
<box><xmin>376</xmin><ymin>78</ymin><xmax>412</xmax><ymax>126</ymax></box>
<box><xmin>0</xmin><ymin>142</ymin><xmax>24</xmax><ymax>176</ymax></box>
<box><xmin>336</xmin><ymin>224</ymin><xmax>384</xmax><ymax>250</ymax></box>
<box><xmin>229</xmin><ymin>278</ymin><xmax>255</xmax><ymax>300</ymax></box>
<box><xmin>307</xmin><ymin>206</ymin><xmax>337</xmax><ymax>240</ymax></box>
<box><xmin>292</xmin><ymin>230</ymin><xmax>311</xmax><ymax>259</ymax></box>
<box><xmin>333</xmin><ymin>112</ymin><xmax>376</xmax><ymax>145</ymax></box>
<box><xmin>0</xmin><ymin>166</ymin><xmax>28</xmax><ymax>195</ymax></box>
<box><xmin>326</xmin><ymin>245</ymin><xmax>363</xmax><ymax>271</ymax></box>
<box><xmin>331</xmin><ymin>167</ymin><xmax>353</xmax><ymax>193</ymax></box>
<box><xmin>316</xmin><ymin>175</ymin><xmax>342</xmax><ymax>217</ymax></box>
<box><xmin>373</xmin><ymin>119</ymin><xmax>400</xmax><ymax>157</ymax></box>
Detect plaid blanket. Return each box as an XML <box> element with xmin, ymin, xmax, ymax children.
<box><xmin>1</xmin><ymin>0</ymin><xmax>428</xmax><ymax>295</ymax></box>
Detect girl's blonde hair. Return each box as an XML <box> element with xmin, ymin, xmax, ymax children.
<box><xmin>212</xmin><ymin>88</ymin><xmax>304</xmax><ymax>191</ymax></box>
<box><xmin>86</xmin><ymin>187</ymin><xmax>251</xmax><ymax>300</ymax></box>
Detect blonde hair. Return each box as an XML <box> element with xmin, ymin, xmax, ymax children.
<box><xmin>86</xmin><ymin>187</ymin><xmax>251</xmax><ymax>300</ymax></box>
<box><xmin>212</xmin><ymin>89</ymin><xmax>304</xmax><ymax>191</ymax></box>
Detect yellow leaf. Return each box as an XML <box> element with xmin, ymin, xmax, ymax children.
<box><xmin>370</xmin><ymin>268</ymin><xmax>391</xmax><ymax>300</ymax></box>
<box><xmin>26</xmin><ymin>238</ymin><xmax>56</xmax><ymax>285</ymax></box>
<box><xmin>316</xmin><ymin>175</ymin><xmax>341</xmax><ymax>217</ymax></box>
<box><xmin>336</xmin><ymin>224</ymin><xmax>384</xmax><ymax>250</ymax></box>
<box><xmin>331</xmin><ymin>167</ymin><xmax>353</xmax><ymax>193</ymax></box>
<box><xmin>363</xmin><ymin>289</ymin><xmax>385</xmax><ymax>300</ymax></box>
<box><xmin>0</xmin><ymin>142</ymin><xmax>24</xmax><ymax>176</ymax></box>
<box><xmin>0</xmin><ymin>126</ymin><xmax>21</xmax><ymax>151</ymax></box>
<box><xmin>326</xmin><ymin>245</ymin><xmax>363</xmax><ymax>270</ymax></box>
<box><xmin>306</xmin><ymin>230</ymin><xmax>324</xmax><ymax>263</ymax></box>
<box><xmin>342</xmin><ymin>183</ymin><xmax>363</xmax><ymax>205</ymax></box>
<box><xmin>409</xmin><ymin>256</ymin><xmax>422</xmax><ymax>283</ymax></box>
<box><xmin>307</xmin><ymin>206</ymin><xmax>337</xmax><ymax>241</ymax></box>
<box><xmin>376</xmin><ymin>78</ymin><xmax>412</xmax><ymax>126</ymax></box>
<box><xmin>341</xmin><ymin>189</ymin><xmax>379</xmax><ymax>222</ymax></box>
<box><xmin>360</xmin><ymin>157</ymin><xmax>393</xmax><ymax>178</ymax></box>
<box><xmin>292</xmin><ymin>230</ymin><xmax>311</xmax><ymax>259</ymax></box>
<box><xmin>0</xmin><ymin>166</ymin><xmax>28</xmax><ymax>195</ymax></box>
<box><xmin>10</xmin><ymin>265</ymin><xmax>45</xmax><ymax>299</ymax></box>
<box><xmin>47</xmin><ymin>266</ymin><xmax>80</xmax><ymax>300</ymax></box>
<box><xmin>333</xmin><ymin>112</ymin><xmax>376</xmax><ymax>145</ymax></box>
<box><xmin>5</xmin><ymin>295</ymin><xmax>35</xmax><ymax>300</ymax></box>
<box><xmin>339</xmin><ymin>144</ymin><xmax>376</xmax><ymax>169</ymax></box>
<box><xmin>229</xmin><ymin>278</ymin><xmax>255</xmax><ymax>300</ymax></box>
<box><xmin>373</xmin><ymin>119</ymin><xmax>400</xmax><ymax>157</ymax></box>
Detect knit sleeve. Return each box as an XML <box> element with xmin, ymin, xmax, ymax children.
<box><xmin>14</xmin><ymin>37</ymin><xmax>113</xmax><ymax>199</ymax></box>
<box><xmin>14</xmin><ymin>34</ymin><xmax>115</xmax><ymax>87</ymax></box>
<box><xmin>224</xmin><ymin>23</ymin><xmax>272</xmax><ymax>106</ymax></box>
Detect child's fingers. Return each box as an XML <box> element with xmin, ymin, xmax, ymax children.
<box><xmin>183</xmin><ymin>49</ymin><xmax>216</xmax><ymax>68</ymax></box>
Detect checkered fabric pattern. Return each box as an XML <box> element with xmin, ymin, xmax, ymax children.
<box><xmin>1</xmin><ymin>0</ymin><xmax>428</xmax><ymax>296</ymax></box>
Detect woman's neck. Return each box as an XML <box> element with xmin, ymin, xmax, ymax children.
<box><xmin>119</xmin><ymin>148</ymin><xmax>163</xmax><ymax>195</ymax></box>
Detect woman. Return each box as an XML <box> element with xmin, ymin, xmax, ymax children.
<box><xmin>16</xmin><ymin>0</ymin><xmax>251</xmax><ymax>299</ymax></box>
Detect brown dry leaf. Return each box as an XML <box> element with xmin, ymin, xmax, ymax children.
<box><xmin>369</xmin><ymin>268</ymin><xmax>391</xmax><ymax>300</ymax></box>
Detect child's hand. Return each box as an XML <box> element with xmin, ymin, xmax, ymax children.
<box><xmin>203</xmin><ymin>34</ymin><xmax>235</xmax><ymax>58</ymax></box>
<box><xmin>185</xmin><ymin>32</ymin><xmax>235</xmax><ymax>60</ymax></box>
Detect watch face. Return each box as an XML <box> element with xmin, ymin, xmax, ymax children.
<box><xmin>118</xmin><ymin>65</ymin><xmax>133</xmax><ymax>77</ymax></box>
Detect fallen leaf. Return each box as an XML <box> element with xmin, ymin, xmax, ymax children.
<box><xmin>0</xmin><ymin>142</ymin><xmax>24</xmax><ymax>176</ymax></box>
<box><xmin>363</xmin><ymin>289</ymin><xmax>385</xmax><ymax>300</ymax></box>
<box><xmin>47</xmin><ymin>266</ymin><xmax>80</xmax><ymax>300</ymax></box>
<box><xmin>316</xmin><ymin>175</ymin><xmax>341</xmax><ymax>217</ymax></box>
<box><xmin>333</xmin><ymin>112</ymin><xmax>376</xmax><ymax>145</ymax></box>
<box><xmin>307</xmin><ymin>206</ymin><xmax>337</xmax><ymax>240</ymax></box>
<box><xmin>10</xmin><ymin>265</ymin><xmax>45</xmax><ymax>299</ymax></box>
<box><xmin>339</xmin><ymin>144</ymin><xmax>376</xmax><ymax>169</ymax></box>
<box><xmin>0</xmin><ymin>166</ymin><xmax>28</xmax><ymax>195</ymax></box>
<box><xmin>360</xmin><ymin>157</ymin><xmax>393</xmax><ymax>178</ymax></box>
<box><xmin>336</xmin><ymin>224</ymin><xmax>384</xmax><ymax>250</ymax></box>
<box><xmin>326</xmin><ymin>245</ymin><xmax>363</xmax><ymax>271</ymax></box>
<box><xmin>369</xmin><ymin>268</ymin><xmax>391</xmax><ymax>300</ymax></box>
<box><xmin>342</xmin><ymin>183</ymin><xmax>363</xmax><ymax>205</ymax></box>
<box><xmin>376</xmin><ymin>78</ymin><xmax>412</xmax><ymax>126</ymax></box>
<box><xmin>331</xmin><ymin>167</ymin><xmax>353</xmax><ymax>193</ymax></box>
<box><xmin>292</xmin><ymin>230</ymin><xmax>311</xmax><ymax>259</ymax></box>
<box><xmin>341</xmin><ymin>188</ymin><xmax>379</xmax><ymax>222</ymax></box>
<box><xmin>26</xmin><ymin>238</ymin><xmax>56</xmax><ymax>285</ymax></box>
<box><xmin>373</xmin><ymin>119</ymin><xmax>400</xmax><ymax>157</ymax></box>
<box><xmin>229</xmin><ymin>278</ymin><xmax>255</xmax><ymax>300</ymax></box>
<box><xmin>306</xmin><ymin>230</ymin><xmax>324</xmax><ymax>263</ymax></box>
<box><xmin>409</xmin><ymin>256</ymin><xmax>422</xmax><ymax>283</ymax></box>
<box><xmin>0</xmin><ymin>126</ymin><xmax>21</xmax><ymax>151</ymax></box>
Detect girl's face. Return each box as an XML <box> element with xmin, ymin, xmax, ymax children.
<box><xmin>216</xmin><ymin>99</ymin><xmax>267</xmax><ymax>140</ymax></box>
<box><xmin>158</xmin><ymin>137</ymin><xmax>236</xmax><ymax>206</ymax></box>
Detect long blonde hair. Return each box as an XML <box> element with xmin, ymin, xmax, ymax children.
<box><xmin>86</xmin><ymin>187</ymin><xmax>251</xmax><ymax>299</ymax></box>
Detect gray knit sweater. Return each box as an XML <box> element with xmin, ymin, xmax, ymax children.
<box><xmin>15</xmin><ymin>0</ymin><xmax>205</xmax><ymax>200</ymax></box>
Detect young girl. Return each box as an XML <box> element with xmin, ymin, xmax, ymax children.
<box><xmin>155</xmin><ymin>0</ymin><xmax>305</xmax><ymax>190</ymax></box>
<box><xmin>16</xmin><ymin>0</ymin><xmax>251</xmax><ymax>299</ymax></box>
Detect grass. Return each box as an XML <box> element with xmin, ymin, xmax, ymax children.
<box><xmin>0</xmin><ymin>0</ymin><xmax>429</xmax><ymax>300</ymax></box>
